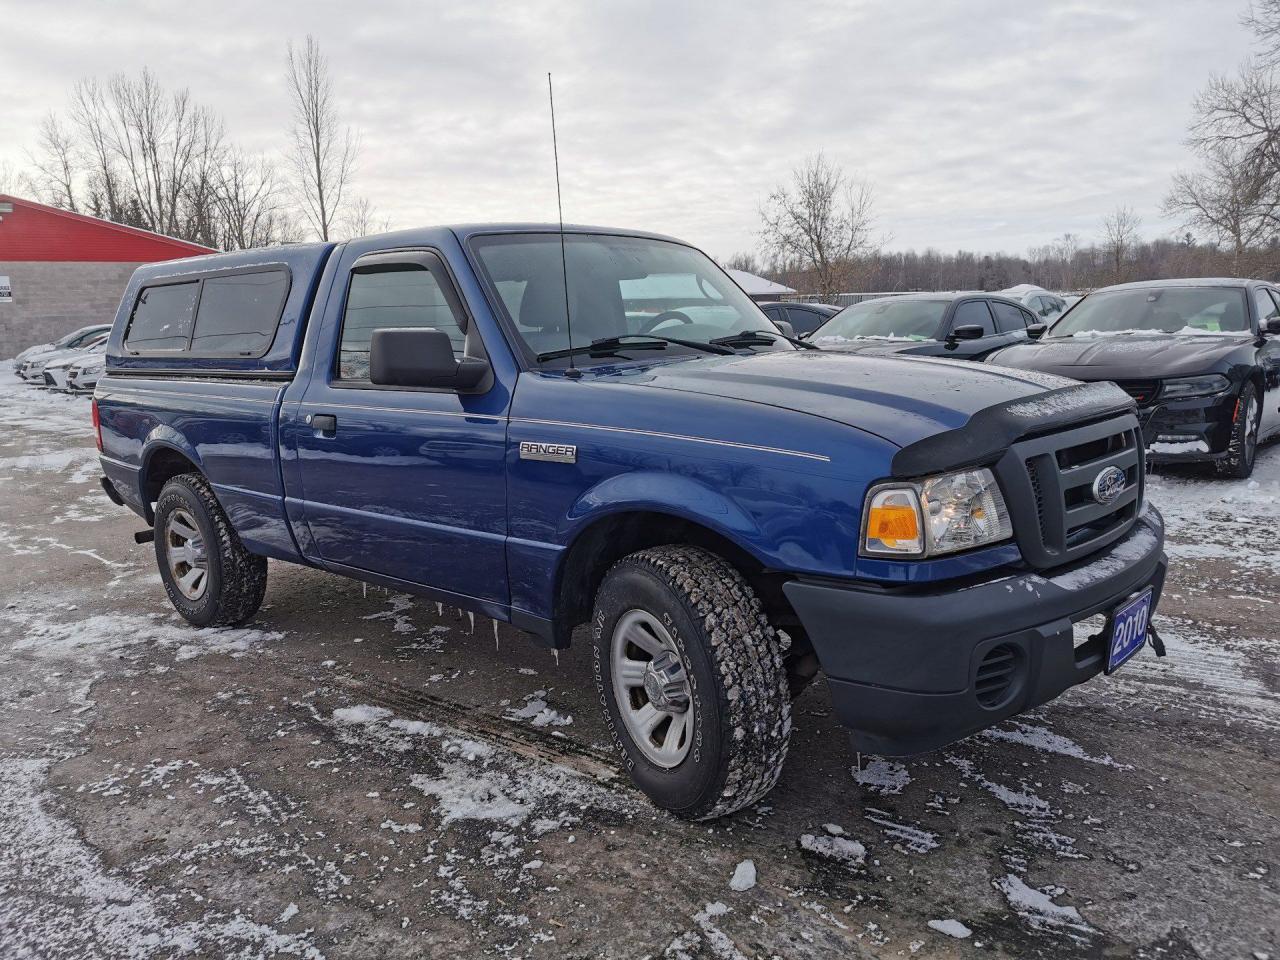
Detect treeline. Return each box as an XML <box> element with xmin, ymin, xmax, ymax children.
<box><xmin>729</xmin><ymin>233</ymin><xmax>1280</xmax><ymax>297</ymax></box>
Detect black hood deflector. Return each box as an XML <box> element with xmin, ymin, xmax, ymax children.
<box><xmin>891</xmin><ymin>381</ymin><xmax>1136</xmax><ymax>477</ymax></box>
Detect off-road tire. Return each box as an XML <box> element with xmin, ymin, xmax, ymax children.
<box><xmin>1215</xmin><ymin>382</ymin><xmax>1261</xmax><ymax>479</ymax></box>
<box><xmin>591</xmin><ymin>545</ymin><xmax>792</xmax><ymax>820</ymax></box>
<box><xmin>154</xmin><ymin>473</ymin><xmax>267</xmax><ymax>627</ymax></box>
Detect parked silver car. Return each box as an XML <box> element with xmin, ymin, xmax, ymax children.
<box><xmin>11</xmin><ymin>324</ymin><xmax>111</xmax><ymax>373</ymax></box>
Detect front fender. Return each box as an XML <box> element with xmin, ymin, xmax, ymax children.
<box><xmin>562</xmin><ymin>470</ymin><xmax>762</xmax><ymax>546</ymax></box>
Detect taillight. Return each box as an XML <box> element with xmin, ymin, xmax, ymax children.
<box><xmin>91</xmin><ymin>398</ymin><xmax>103</xmax><ymax>452</ymax></box>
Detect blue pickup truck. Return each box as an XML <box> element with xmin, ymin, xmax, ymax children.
<box><xmin>93</xmin><ymin>224</ymin><xmax>1167</xmax><ymax>819</ymax></box>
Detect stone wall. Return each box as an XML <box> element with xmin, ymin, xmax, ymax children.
<box><xmin>0</xmin><ymin>261</ymin><xmax>141</xmax><ymax>359</ymax></box>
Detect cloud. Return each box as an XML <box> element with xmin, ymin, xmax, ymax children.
<box><xmin>0</xmin><ymin>0</ymin><xmax>1251</xmax><ymax>256</ymax></box>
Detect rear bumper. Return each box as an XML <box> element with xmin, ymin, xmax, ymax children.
<box><xmin>783</xmin><ymin>507</ymin><xmax>1166</xmax><ymax>756</ymax></box>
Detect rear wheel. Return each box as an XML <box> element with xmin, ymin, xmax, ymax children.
<box><xmin>591</xmin><ymin>545</ymin><xmax>792</xmax><ymax>820</ymax></box>
<box><xmin>153</xmin><ymin>473</ymin><xmax>267</xmax><ymax>627</ymax></box>
<box><xmin>1215</xmin><ymin>383</ymin><xmax>1261</xmax><ymax>479</ymax></box>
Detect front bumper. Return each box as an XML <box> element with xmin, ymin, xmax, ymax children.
<box><xmin>783</xmin><ymin>507</ymin><xmax>1167</xmax><ymax>756</ymax></box>
<box><xmin>1140</xmin><ymin>392</ymin><xmax>1237</xmax><ymax>462</ymax></box>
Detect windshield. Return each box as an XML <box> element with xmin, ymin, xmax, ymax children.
<box><xmin>810</xmin><ymin>299</ymin><xmax>947</xmax><ymax>343</ymax></box>
<box><xmin>470</xmin><ymin>233</ymin><xmax>788</xmax><ymax>366</ymax></box>
<box><xmin>1049</xmin><ymin>287</ymin><xmax>1250</xmax><ymax>337</ymax></box>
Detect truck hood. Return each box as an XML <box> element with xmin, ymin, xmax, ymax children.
<box><xmin>987</xmin><ymin>332</ymin><xmax>1252</xmax><ymax>380</ymax></box>
<box><xmin>605</xmin><ymin>351</ymin><xmax>1080</xmax><ymax>449</ymax></box>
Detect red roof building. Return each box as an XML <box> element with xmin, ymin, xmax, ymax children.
<box><xmin>0</xmin><ymin>194</ymin><xmax>215</xmax><ymax>359</ymax></box>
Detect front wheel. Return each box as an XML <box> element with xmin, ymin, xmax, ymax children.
<box><xmin>591</xmin><ymin>546</ymin><xmax>792</xmax><ymax>820</ymax></box>
<box><xmin>153</xmin><ymin>473</ymin><xmax>267</xmax><ymax>627</ymax></box>
<box><xmin>1215</xmin><ymin>383</ymin><xmax>1261</xmax><ymax>479</ymax></box>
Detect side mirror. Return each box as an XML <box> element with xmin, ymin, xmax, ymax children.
<box><xmin>369</xmin><ymin>327</ymin><xmax>489</xmax><ymax>391</ymax></box>
<box><xmin>773</xmin><ymin>319</ymin><xmax>796</xmax><ymax>338</ymax></box>
<box><xmin>948</xmin><ymin>324</ymin><xmax>986</xmax><ymax>342</ymax></box>
<box><xmin>1026</xmin><ymin>323</ymin><xmax>1048</xmax><ymax>339</ymax></box>
<box><xmin>1266</xmin><ymin>317</ymin><xmax>1280</xmax><ymax>335</ymax></box>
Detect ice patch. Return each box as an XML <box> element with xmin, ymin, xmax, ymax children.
<box><xmin>928</xmin><ymin>919</ymin><xmax>972</xmax><ymax>938</ymax></box>
<box><xmin>979</xmin><ymin>721</ymin><xmax>1128</xmax><ymax>768</ymax></box>
<box><xmin>799</xmin><ymin>832</ymin><xmax>866</xmax><ymax>865</ymax></box>
<box><xmin>994</xmin><ymin>873</ymin><xmax>1094</xmax><ymax>935</ymax></box>
<box><xmin>863</xmin><ymin>809</ymin><xmax>939</xmax><ymax>853</ymax></box>
<box><xmin>728</xmin><ymin>859</ymin><xmax>756</xmax><ymax>891</ymax></box>
<box><xmin>505</xmin><ymin>691</ymin><xmax>573</xmax><ymax>728</ymax></box>
<box><xmin>852</xmin><ymin>758</ymin><xmax>911</xmax><ymax>794</ymax></box>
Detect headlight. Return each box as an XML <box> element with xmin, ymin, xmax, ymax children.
<box><xmin>1160</xmin><ymin>374</ymin><xmax>1230</xmax><ymax>400</ymax></box>
<box><xmin>862</xmin><ymin>467</ymin><xmax>1013</xmax><ymax>558</ymax></box>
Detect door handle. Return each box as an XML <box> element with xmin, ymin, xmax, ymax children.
<box><xmin>306</xmin><ymin>413</ymin><xmax>338</xmax><ymax>436</ymax></box>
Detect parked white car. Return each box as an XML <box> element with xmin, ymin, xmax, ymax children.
<box><xmin>65</xmin><ymin>352</ymin><xmax>106</xmax><ymax>394</ymax></box>
<box><xmin>11</xmin><ymin>324</ymin><xmax>111</xmax><ymax>373</ymax></box>
<box><xmin>19</xmin><ymin>334</ymin><xmax>108</xmax><ymax>383</ymax></box>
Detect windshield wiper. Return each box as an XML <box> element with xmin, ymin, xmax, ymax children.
<box><xmin>536</xmin><ymin>333</ymin><xmax>733</xmax><ymax>363</ymax></box>
<box><xmin>710</xmin><ymin>329</ymin><xmax>819</xmax><ymax>350</ymax></box>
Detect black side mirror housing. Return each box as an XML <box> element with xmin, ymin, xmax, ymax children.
<box><xmin>369</xmin><ymin>327</ymin><xmax>489</xmax><ymax>391</ymax></box>
<box><xmin>1026</xmin><ymin>322</ymin><xmax>1048</xmax><ymax>339</ymax></box>
<box><xmin>948</xmin><ymin>324</ymin><xmax>986</xmax><ymax>342</ymax></box>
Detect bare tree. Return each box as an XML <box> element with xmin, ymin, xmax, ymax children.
<box><xmin>1165</xmin><ymin>141</ymin><xmax>1278</xmax><ymax>273</ymax></box>
<box><xmin>1101</xmin><ymin>206</ymin><xmax>1142</xmax><ymax>281</ymax></box>
<box><xmin>1051</xmin><ymin>232</ymin><xmax>1081</xmax><ymax>289</ymax></box>
<box><xmin>1244</xmin><ymin>0</ymin><xmax>1280</xmax><ymax>67</ymax></box>
<box><xmin>342</xmin><ymin>195</ymin><xmax>391</xmax><ymax>238</ymax></box>
<box><xmin>286</xmin><ymin>35</ymin><xmax>358</xmax><ymax>241</ymax></box>
<box><xmin>26</xmin><ymin>113</ymin><xmax>81</xmax><ymax>209</ymax></box>
<box><xmin>723</xmin><ymin>251</ymin><xmax>761</xmax><ymax>274</ymax></box>
<box><xmin>212</xmin><ymin>150</ymin><xmax>296</xmax><ymax>250</ymax></box>
<box><xmin>759</xmin><ymin>153</ymin><xmax>880</xmax><ymax>299</ymax></box>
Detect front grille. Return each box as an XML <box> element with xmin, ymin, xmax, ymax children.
<box><xmin>1114</xmin><ymin>379</ymin><xmax>1160</xmax><ymax>406</ymax></box>
<box><xmin>996</xmin><ymin>414</ymin><xmax>1143</xmax><ymax>570</ymax></box>
<box><xmin>975</xmin><ymin>644</ymin><xmax>1020</xmax><ymax>707</ymax></box>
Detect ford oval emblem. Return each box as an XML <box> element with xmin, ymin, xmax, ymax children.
<box><xmin>1091</xmin><ymin>465</ymin><xmax>1127</xmax><ymax>505</ymax></box>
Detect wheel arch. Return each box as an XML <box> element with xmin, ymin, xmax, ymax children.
<box><xmin>139</xmin><ymin>435</ymin><xmax>204</xmax><ymax>524</ymax></box>
<box><xmin>550</xmin><ymin>505</ymin><xmax>802</xmax><ymax>651</ymax></box>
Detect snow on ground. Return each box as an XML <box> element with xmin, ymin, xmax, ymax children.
<box><xmin>0</xmin><ymin>757</ymin><xmax>326</xmax><ymax>959</ymax></box>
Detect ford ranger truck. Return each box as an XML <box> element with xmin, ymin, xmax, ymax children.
<box><xmin>93</xmin><ymin>225</ymin><xmax>1167</xmax><ymax>820</ymax></box>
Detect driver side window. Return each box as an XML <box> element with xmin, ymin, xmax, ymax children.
<box><xmin>951</xmin><ymin>300</ymin><xmax>996</xmax><ymax>337</ymax></box>
<box><xmin>1254</xmin><ymin>287</ymin><xmax>1280</xmax><ymax>324</ymax></box>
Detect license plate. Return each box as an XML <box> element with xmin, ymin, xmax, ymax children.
<box><xmin>1106</xmin><ymin>588</ymin><xmax>1153</xmax><ymax>674</ymax></box>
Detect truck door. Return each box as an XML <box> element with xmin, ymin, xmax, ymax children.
<box><xmin>292</xmin><ymin>249</ymin><xmax>510</xmax><ymax>607</ymax></box>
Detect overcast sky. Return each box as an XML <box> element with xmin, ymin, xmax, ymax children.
<box><xmin>0</xmin><ymin>0</ymin><xmax>1253</xmax><ymax>259</ymax></box>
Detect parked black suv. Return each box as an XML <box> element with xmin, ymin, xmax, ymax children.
<box><xmin>811</xmin><ymin>292</ymin><xmax>1044</xmax><ymax>360</ymax></box>
<box><xmin>986</xmin><ymin>278</ymin><xmax>1280</xmax><ymax>478</ymax></box>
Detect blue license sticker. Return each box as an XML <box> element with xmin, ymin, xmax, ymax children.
<box><xmin>1106</xmin><ymin>588</ymin><xmax>1153</xmax><ymax>674</ymax></box>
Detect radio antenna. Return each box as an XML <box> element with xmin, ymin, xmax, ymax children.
<box><xmin>547</xmin><ymin>72</ymin><xmax>580</xmax><ymax>379</ymax></box>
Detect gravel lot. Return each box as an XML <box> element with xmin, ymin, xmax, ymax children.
<box><xmin>0</xmin><ymin>370</ymin><xmax>1276</xmax><ymax>959</ymax></box>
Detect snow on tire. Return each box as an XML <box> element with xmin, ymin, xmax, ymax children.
<box><xmin>591</xmin><ymin>544</ymin><xmax>792</xmax><ymax>820</ymax></box>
